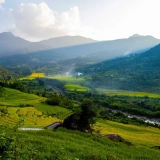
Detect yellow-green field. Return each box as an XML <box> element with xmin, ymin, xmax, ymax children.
<box><xmin>47</xmin><ymin>75</ymin><xmax>84</xmax><ymax>83</ymax></box>
<box><xmin>1</xmin><ymin>88</ymin><xmax>160</xmax><ymax>150</ymax></box>
<box><xmin>96</xmin><ymin>88</ymin><xmax>160</xmax><ymax>98</ymax></box>
<box><xmin>0</xmin><ymin>107</ymin><xmax>59</xmax><ymax>127</ymax></box>
<box><xmin>1</xmin><ymin>88</ymin><xmax>160</xmax><ymax>159</ymax></box>
<box><xmin>0</xmin><ymin>88</ymin><xmax>72</xmax><ymax>127</ymax></box>
<box><xmin>20</xmin><ymin>72</ymin><xmax>45</xmax><ymax>80</ymax></box>
<box><xmin>65</xmin><ymin>83</ymin><xmax>89</xmax><ymax>92</ymax></box>
<box><xmin>94</xmin><ymin>119</ymin><xmax>160</xmax><ymax>146</ymax></box>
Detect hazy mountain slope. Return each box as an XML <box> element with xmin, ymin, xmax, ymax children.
<box><xmin>0</xmin><ymin>32</ymin><xmax>96</xmax><ymax>57</ymax></box>
<box><xmin>0</xmin><ymin>32</ymin><xmax>50</xmax><ymax>57</ymax></box>
<box><xmin>0</xmin><ymin>32</ymin><xmax>31</xmax><ymax>55</ymax></box>
<box><xmin>39</xmin><ymin>35</ymin><xmax>97</xmax><ymax>49</ymax></box>
<box><xmin>77</xmin><ymin>44</ymin><xmax>160</xmax><ymax>92</ymax></box>
<box><xmin>43</xmin><ymin>34</ymin><xmax>160</xmax><ymax>66</ymax></box>
<box><xmin>56</xmin><ymin>34</ymin><xmax>160</xmax><ymax>61</ymax></box>
<box><xmin>0</xmin><ymin>33</ymin><xmax>160</xmax><ymax>69</ymax></box>
<box><xmin>0</xmin><ymin>50</ymin><xmax>66</xmax><ymax>67</ymax></box>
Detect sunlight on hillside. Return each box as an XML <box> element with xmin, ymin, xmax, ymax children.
<box><xmin>65</xmin><ymin>83</ymin><xmax>89</xmax><ymax>92</ymax></box>
<box><xmin>0</xmin><ymin>107</ymin><xmax>60</xmax><ymax>127</ymax></box>
<box><xmin>20</xmin><ymin>73</ymin><xmax>45</xmax><ymax>80</ymax></box>
<box><xmin>96</xmin><ymin>88</ymin><xmax>160</xmax><ymax>98</ymax></box>
<box><xmin>94</xmin><ymin>120</ymin><xmax>160</xmax><ymax>146</ymax></box>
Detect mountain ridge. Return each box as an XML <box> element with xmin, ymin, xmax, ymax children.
<box><xmin>0</xmin><ymin>32</ymin><xmax>96</xmax><ymax>57</ymax></box>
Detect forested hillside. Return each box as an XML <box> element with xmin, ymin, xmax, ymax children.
<box><xmin>77</xmin><ymin>44</ymin><xmax>160</xmax><ymax>92</ymax></box>
<box><xmin>0</xmin><ymin>66</ymin><xmax>16</xmax><ymax>81</ymax></box>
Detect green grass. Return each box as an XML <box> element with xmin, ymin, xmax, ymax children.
<box><xmin>0</xmin><ymin>88</ymin><xmax>72</xmax><ymax>127</ymax></box>
<box><xmin>1</xmin><ymin>88</ymin><xmax>160</xmax><ymax>159</ymax></box>
<box><xmin>94</xmin><ymin>119</ymin><xmax>160</xmax><ymax>146</ymax></box>
<box><xmin>96</xmin><ymin>88</ymin><xmax>160</xmax><ymax>98</ymax></box>
<box><xmin>65</xmin><ymin>84</ymin><xmax>89</xmax><ymax>92</ymax></box>
<box><xmin>0</xmin><ymin>88</ymin><xmax>46</xmax><ymax>107</ymax></box>
<box><xmin>47</xmin><ymin>75</ymin><xmax>85</xmax><ymax>83</ymax></box>
<box><xmin>1</xmin><ymin>127</ymin><xmax>160</xmax><ymax>160</ymax></box>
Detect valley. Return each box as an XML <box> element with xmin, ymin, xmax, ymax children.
<box><xmin>1</xmin><ymin>32</ymin><xmax>160</xmax><ymax>160</ymax></box>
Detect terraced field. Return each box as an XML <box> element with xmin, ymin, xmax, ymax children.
<box><xmin>47</xmin><ymin>75</ymin><xmax>84</xmax><ymax>83</ymax></box>
<box><xmin>20</xmin><ymin>72</ymin><xmax>45</xmax><ymax>80</ymax></box>
<box><xmin>94</xmin><ymin>119</ymin><xmax>160</xmax><ymax>146</ymax></box>
<box><xmin>1</xmin><ymin>88</ymin><xmax>160</xmax><ymax>159</ymax></box>
<box><xmin>96</xmin><ymin>88</ymin><xmax>160</xmax><ymax>98</ymax></box>
<box><xmin>65</xmin><ymin>84</ymin><xmax>89</xmax><ymax>92</ymax></box>
<box><xmin>0</xmin><ymin>107</ymin><xmax>59</xmax><ymax>127</ymax></box>
<box><xmin>0</xmin><ymin>88</ymin><xmax>72</xmax><ymax>127</ymax></box>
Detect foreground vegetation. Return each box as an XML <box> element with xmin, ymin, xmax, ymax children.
<box><xmin>0</xmin><ymin>125</ymin><xmax>160</xmax><ymax>160</ymax></box>
<box><xmin>0</xmin><ymin>74</ymin><xmax>160</xmax><ymax>159</ymax></box>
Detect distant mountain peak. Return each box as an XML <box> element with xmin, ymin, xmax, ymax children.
<box><xmin>128</xmin><ymin>34</ymin><xmax>143</xmax><ymax>38</ymax></box>
<box><xmin>0</xmin><ymin>32</ymin><xmax>14</xmax><ymax>36</ymax></box>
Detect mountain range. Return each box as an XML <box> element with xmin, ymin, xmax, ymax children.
<box><xmin>0</xmin><ymin>32</ymin><xmax>96</xmax><ymax>57</ymax></box>
<box><xmin>1</xmin><ymin>32</ymin><xmax>160</xmax><ymax>92</ymax></box>
<box><xmin>0</xmin><ymin>32</ymin><xmax>160</xmax><ymax>67</ymax></box>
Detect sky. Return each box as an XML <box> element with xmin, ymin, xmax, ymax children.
<box><xmin>0</xmin><ymin>0</ymin><xmax>160</xmax><ymax>41</ymax></box>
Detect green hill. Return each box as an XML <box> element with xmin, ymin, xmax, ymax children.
<box><xmin>78</xmin><ymin>44</ymin><xmax>160</xmax><ymax>92</ymax></box>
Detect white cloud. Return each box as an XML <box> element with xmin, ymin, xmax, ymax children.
<box><xmin>11</xmin><ymin>2</ymin><xmax>95</xmax><ymax>41</ymax></box>
<box><xmin>0</xmin><ymin>0</ymin><xmax>5</xmax><ymax>10</ymax></box>
<box><xmin>0</xmin><ymin>0</ymin><xmax>5</xmax><ymax>4</ymax></box>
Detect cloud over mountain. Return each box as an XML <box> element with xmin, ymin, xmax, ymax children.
<box><xmin>10</xmin><ymin>2</ymin><xmax>94</xmax><ymax>41</ymax></box>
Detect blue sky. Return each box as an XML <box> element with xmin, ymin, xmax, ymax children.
<box><xmin>0</xmin><ymin>0</ymin><xmax>160</xmax><ymax>41</ymax></box>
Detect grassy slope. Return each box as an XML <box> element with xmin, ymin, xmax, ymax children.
<box><xmin>96</xmin><ymin>88</ymin><xmax>160</xmax><ymax>98</ymax></box>
<box><xmin>94</xmin><ymin>119</ymin><xmax>160</xmax><ymax>146</ymax></box>
<box><xmin>47</xmin><ymin>75</ymin><xmax>84</xmax><ymax>83</ymax></box>
<box><xmin>0</xmin><ymin>88</ymin><xmax>72</xmax><ymax>127</ymax></box>
<box><xmin>20</xmin><ymin>73</ymin><xmax>85</xmax><ymax>83</ymax></box>
<box><xmin>1</xmin><ymin>88</ymin><xmax>160</xmax><ymax>159</ymax></box>
<box><xmin>65</xmin><ymin>83</ymin><xmax>89</xmax><ymax>92</ymax></box>
<box><xmin>2</xmin><ymin>128</ymin><xmax>160</xmax><ymax>160</ymax></box>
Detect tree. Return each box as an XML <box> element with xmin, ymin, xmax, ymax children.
<box><xmin>0</xmin><ymin>82</ymin><xmax>5</xmax><ymax>97</ymax></box>
<box><xmin>77</xmin><ymin>99</ymin><xmax>98</xmax><ymax>131</ymax></box>
<box><xmin>38</xmin><ymin>80</ymin><xmax>45</xmax><ymax>87</ymax></box>
<box><xmin>59</xmin><ymin>97</ymin><xmax>74</xmax><ymax>109</ymax></box>
<box><xmin>46</xmin><ymin>93</ymin><xmax>62</xmax><ymax>105</ymax></box>
<box><xmin>63</xmin><ymin>99</ymin><xmax>98</xmax><ymax>132</ymax></box>
<box><xmin>0</xmin><ymin>86</ymin><xmax>5</xmax><ymax>97</ymax></box>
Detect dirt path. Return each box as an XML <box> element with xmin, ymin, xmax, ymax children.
<box><xmin>19</xmin><ymin>128</ymin><xmax>44</xmax><ymax>131</ymax></box>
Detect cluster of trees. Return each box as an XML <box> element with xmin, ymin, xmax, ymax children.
<box><xmin>0</xmin><ymin>66</ymin><xmax>15</xmax><ymax>82</ymax></box>
<box><xmin>46</xmin><ymin>93</ymin><xmax>74</xmax><ymax>110</ymax></box>
<box><xmin>65</xmin><ymin>90</ymin><xmax>160</xmax><ymax>120</ymax></box>
<box><xmin>6</xmin><ymin>78</ymin><xmax>65</xmax><ymax>97</ymax></box>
